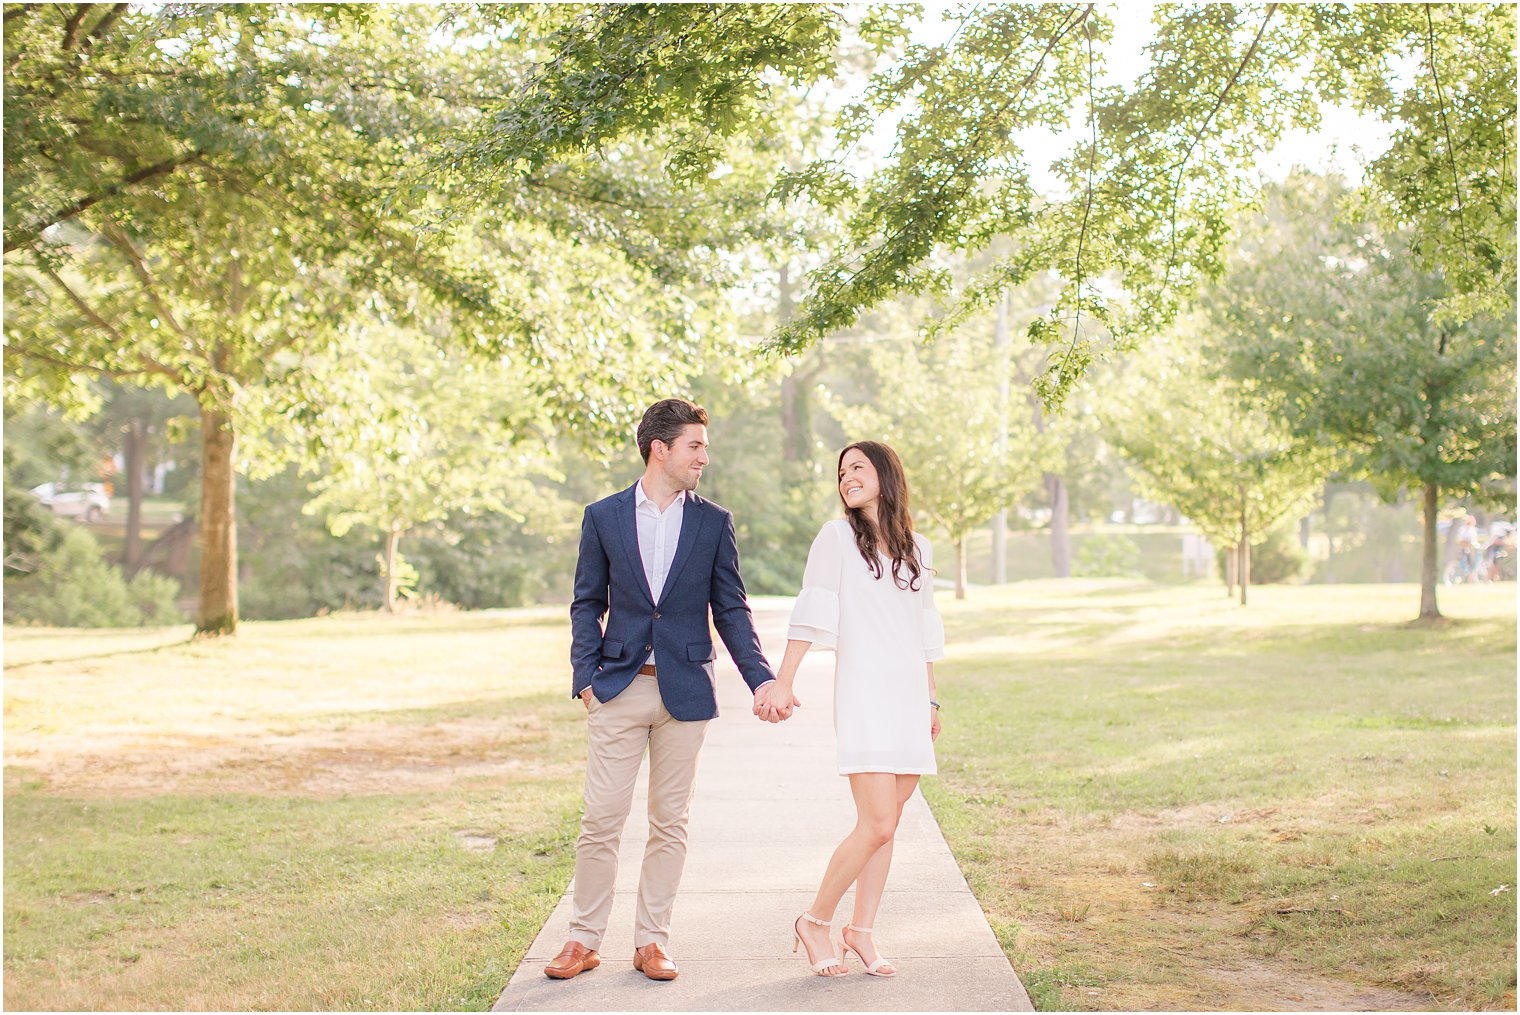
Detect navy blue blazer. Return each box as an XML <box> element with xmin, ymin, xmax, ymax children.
<box><xmin>570</xmin><ymin>484</ymin><xmax>775</xmax><ymax>721</ymax></box>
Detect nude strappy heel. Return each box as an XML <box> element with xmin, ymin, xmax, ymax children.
<box><xmin>793</xmin><ymin>912</ymin><xmax>847</xmax><ymax>976</ymax></box>
<box><xmin>842</xmin><ymin>923</ymin><xmax>896</xmax><ymax>977</ymax></box>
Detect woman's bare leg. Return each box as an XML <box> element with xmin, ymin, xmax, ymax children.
<box><xmin>844</xmin><ymin>774</ymin><xmax>918</xmax><ymax>972</ymax></box>
<box><xmin>796</xmin><ymin>773</ymin><xmax>902</xmax><ymax>974</ymax></box>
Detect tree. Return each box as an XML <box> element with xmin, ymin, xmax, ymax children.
<box><xmin>4</xmin><ymin>6</ymin><xmax>760</xmax><ymax>633</ymax></box>
<box><xmin>1211</xmin><ymin>174</ymin><xmax>1516</xmax><ymax>619</ymax></box>
<box><xmin>824</xmin><ymin>316</ymin><xmax>1049</xmax><ymax>599</ymax></box>
<box><xmin>1107</xmin><ymin>321</ymin><xmax>1334</xmax><ymax>605</ymax></box>
<box><xmin>293</xmin><ymin>309</ymin><xmax>566</xmax><ymax>613</ymax></box>
<box><xmin>3</xmin><ymin>5</ymin><xmax>496</xmax><ymax>633</ymax></box>
<box><xmin>88</xmin><ymin>382</ymin><xmax>192</xmax><ymax>573</ymax></box>
<box><xmin>474</xmin><ymin>5</ymin><xmax>1514</xmax><ymax>404</ymax></box>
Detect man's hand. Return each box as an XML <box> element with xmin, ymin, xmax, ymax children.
<box><xmin>580</xmin><ymin>687</ymin><xmax>594</xmax><ymax>710</ymax></box>
<box><xmin>753</xmin><ymin>681</ymin><xmax>800</xmax><ymax>723</ymax></box>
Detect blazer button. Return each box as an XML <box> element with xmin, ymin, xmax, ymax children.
<box><xmin>644</xmin><ymin>644</ymin><xmax>652</xmax><ymax>652</ymax></box>
<box><xmin>654</xmin><ymin>611</ymin><xmax>661</xmax><ymax>620</ymax></box>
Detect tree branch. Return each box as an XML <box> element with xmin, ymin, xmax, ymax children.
<box><xmin>1163</xmin><ymin>4</ymin><xmax>1278</xmax><ymax>286</ymax></box>
<box><xmin>98</xmin><ymin>219</ymin><xmax>193</xmax><ymax>341</ymax></box>
<box><xmin>1424</xmin><ymin>3</ymin><xmax>1471</xmax><ymax>278</ymax></box>
<box><xmin>1058</xmin><ymin>10</ymin><xmax>1100</xmax><ymax>387</ymax></box>
<box><xmin>522</xmin><ymin>173</ymin><xmax>683</xmax><ymax>212</ymax></box>
<box><xmin>8</xmin><ymin>338</ymin><xmax>164</xmax><ymax>382</ymax></box>
<box><xmin>4</xmin><ymin>4</ymin><xmax>38</xmax><ymax>24</ymax></box>
<box><xmin>83</xmin><ymin>2</ymin><xmax>126</xmax><ymax>46</ymax></box>
<box><xmin>60</xmin><ymin>4</ymin><xmax>89</xmax><ymax>50</ymax></box>
<box><xmin>4</xmin><ymin>149</ymin><xmax>203</xmax><ymax>252</ymax></box>
<box><xmin>28</xmin><ymin>262</ymin><xmax>188</xmax><ymax>386</ymax></box>
<box><xmin>799</xmin><ymin>6</ymin><xmax>1091</xmax><ymax>326</ymax></box>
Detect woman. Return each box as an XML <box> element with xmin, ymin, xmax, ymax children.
<box><xmin>772</xmin><ymin>440</ymin><xmax>944</xmax><ymax>977</ymax></box>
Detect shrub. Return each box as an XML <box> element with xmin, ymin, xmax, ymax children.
<box><xmin>1073</xmin><ymin>533</ymin><xmax>1143</xmax><ymax>578</ymax></box>
<box><xmin>1247</xmin><ymin>525</ymin><xmax>1311</xmax><ymax>584</ymax></box>
<box><xmin>1214</xmin><ymin>525</ymin><xmax>1312</xmax><ymax>585</ymax></box>
<box><xmin>3</xmin><ymin>485</ymin><xmax>67</xmax><ymax>578</ymax></box>
<box><xmin>408</xmin><ymin>513</ymin><xmax>569</xmax><ymax>609</ymax></box>
<box><xmin>4</xmin><ymin>525</ymin><xmax>183</xmax><ymax>627</ymax></box>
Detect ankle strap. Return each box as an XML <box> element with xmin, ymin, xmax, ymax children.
<box><xmin>798</xmin><ymin>912</ymin><xmax>830</xmax><ymax>927</ymax></box>
<box><xmin>845</xmin><ymin>923</ymin><xmax>873</xmax><ymax>933</ymax></box>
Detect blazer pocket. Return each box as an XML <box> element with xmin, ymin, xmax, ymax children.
<box><xmin>600</xmin><ymin>639</ymin><xmax>626</xmax><ymax>660</ymax></box>
<box><xmin>687</xmin><ymin>642</ymin><xmax>716</xmax><ymax>663</ymax></box>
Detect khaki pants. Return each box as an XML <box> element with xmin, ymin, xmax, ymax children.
<box><xmin>568</xmin><ymin>673</ymin><xmax>709</xmax><ymax>950</ymax></box>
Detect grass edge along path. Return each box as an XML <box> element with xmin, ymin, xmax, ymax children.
<box><xmin>924</xmin><ymin>580</ymin><xmax>1516</xmax><ymax>1011</ymax></box>
<box><xmin>4</xmin><ymin>609</ymin><xmax>585</xmax><ymax>1011</ymax></box>
<box><xmin>4</xmin><ymin>583</ymin><xmax>1516</xmax><ymax>1010</ymax></box>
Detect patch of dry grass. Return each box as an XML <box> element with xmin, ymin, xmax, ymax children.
<box><xmin>4</xmin><ymin>609</ymin><xmax>584</xmax><ymax>1011</ymax></box>
<box><xmin>925</xmin><ymin>581</ymin><xmax>1516</xmax><ymax>1012</ymax></box>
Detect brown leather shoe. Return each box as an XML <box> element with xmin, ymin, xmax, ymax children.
<box><xmin>544</xmin><ymin>940</ymin><xmax>600</xmax><ymax>979</ymax></box>
<box><xmin>632</xmin><ymin>942</ymin><xmax>679</xmax><ymax>981</ymax></box>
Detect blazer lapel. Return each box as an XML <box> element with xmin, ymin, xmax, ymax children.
<box><xmin>658</xmin><ymin>494</ymin><xmax>708</xmax><ymax>607</ymax></box>
<box><xmin>615</xmin><ymin>484</ymin><xmax>656</xmax><ymax>606</ymax></box>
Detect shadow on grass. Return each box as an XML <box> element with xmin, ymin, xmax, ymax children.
<box><xmin>3</xmin><ymin>634</ymin><xmax>198</xmax><ymax>670</ymax></box>
<box><xmin>274</xmin><ymin>691</ymin><xmax>583</xmax><ymax>730</ymax></box>
<box><xmin>948</xmin><ymin>608</ymin><xmax>1515</xmax><ymax>664</ymax></box>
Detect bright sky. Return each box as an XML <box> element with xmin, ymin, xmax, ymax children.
<box><xmin>904</xmin><ymin>3</ymin><xmax>1396</xmax><ymax>194</ymax></box>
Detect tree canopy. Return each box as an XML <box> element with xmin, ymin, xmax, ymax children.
<box><xmin>470</xmin><ymin>3</ymin><xmax>1516</xmax><ymax>404</ymax></box>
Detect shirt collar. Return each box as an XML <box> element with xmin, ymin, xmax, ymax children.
<box><xmin>635</xmin><ymin>480</ymin><xmax>685</xmax><ymax>512</ymax></box>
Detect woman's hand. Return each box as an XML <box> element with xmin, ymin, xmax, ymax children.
<box><xmin>930</xmin><ymin>705</ymin><xmax>941</xmax><ymax>742</ymax></box>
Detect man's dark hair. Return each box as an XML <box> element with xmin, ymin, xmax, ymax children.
<box><xmin>636</xmin><ymin>398</ymin><xmax>709</xmax><ymax>463</ymax></box>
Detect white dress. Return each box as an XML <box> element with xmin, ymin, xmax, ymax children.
<box><xmin>787</xmin><ymin>519</ymin><xmax>945</xmax><ymax>776</ymax></box>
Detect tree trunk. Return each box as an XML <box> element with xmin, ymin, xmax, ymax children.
<box><xmin>1239</xmin><ymin>503</ymin><xmax>1250</xmax><ymax>606</ymax></box>
<box><xmin>1239</xmin><ymin>540</ymin><xmax>1251</xmax><ymax>605</ymax></box>
<box><xmin>991</xmin><ymin>290</ymin><xmax>1011</xmax><ymax>585</ymax></box>
<box><xmin>123</xmin><ymin>417</ymin><xmax>146</xmax><ymax>572</ymax></box>
<box><xmin>778</xmin><ymin>262</ymin><xmax>803</xmax><ymax>464</ymax></box>
<box><xmin>1047</xmin><ymin>473</ymin><xmax>1071</xmax><ymax>578</ymax></box>
<box><xmin>383</xmin><ymin>526</ymin><xmax>402</xmax><ymax>613</ymax></box>
<box><xmin>1419</xmin><ymin>482</ymin><xmax>1441</xmax><ymax>619</ymax></box>
<box><xmin>196</xmin><ymin>406</ymin><xmax>237</xmax><ymax>635</ymax></box>
<box><xmin>955</xmin><ymin>537</ymin><xmax>967</xmax><ymax>600</ymax></box>
<box><xmin>1225</xmin><ymin>541</ymin><xmax>1237</xmax><ymax>597</ymax></box>
<box><xmin>991</xmin><ymin>509</ymin><xmax>1007</xmax><ymax>584</ymax></box>
<box><xmin>1322</xmin><ymin>484</ymin><xmax>1336</xmax><ymax>583</ymax></box>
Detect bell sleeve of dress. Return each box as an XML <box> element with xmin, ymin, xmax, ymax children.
<box><xmin>788</xmin><ymin>522</ymin><xmax>842</xmax><ymax>649</ymax></box>
<box><xmin>918</xmin><ymin>535</ymin><xmax>947</xmax><ymax>662</ymax></box>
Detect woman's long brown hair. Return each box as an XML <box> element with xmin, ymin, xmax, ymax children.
<box><xmin>838</xmin><ymin>441</ymin><xmax>923</xmax><ymax>591</ymax></box>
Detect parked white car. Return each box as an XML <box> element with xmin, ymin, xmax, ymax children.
<box><xmin>29</xmin><ymin>482</ymin><xmax>111</xmax><ymax>522</ymax></box>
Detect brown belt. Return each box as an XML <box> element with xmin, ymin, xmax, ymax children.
<box><xmin>638</xmin><ymin>664</ymin><xmax>657</xmax><ymax>676</ymax></box>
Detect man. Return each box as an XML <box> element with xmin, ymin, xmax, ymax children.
<box><xmin>547</xmin><ymin>398</ymin><xmax>795</xmax><ymax>983</ymax></box>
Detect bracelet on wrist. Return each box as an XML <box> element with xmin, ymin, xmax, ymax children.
<box><xmin>929</xmin><ymin>699</ymin><xmax>941</xmax><ymax>710</ymax></box>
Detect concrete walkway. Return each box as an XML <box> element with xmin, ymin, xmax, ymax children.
<box><xmin>493</xmin><ymin>600</ymin><xmax>1033</xmax><ymax>1012</ymax></box>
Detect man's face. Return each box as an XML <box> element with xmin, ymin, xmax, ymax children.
<box><xmin>656</xmin><ymin>423</ymin><xmax>709</xmax><ymax>491</ymax></box>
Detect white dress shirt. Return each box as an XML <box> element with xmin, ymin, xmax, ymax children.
<box><xmin>635</xmin><ymin>481</ymin><xmax>685</xmax><ymax>665</ymax></box>
<box><xmin>630</xmin><ymin>480</ymin><xmax>774</xmax><ymax>694</ymax></box>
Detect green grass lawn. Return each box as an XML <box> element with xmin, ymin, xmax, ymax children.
<box><xmin>924</xmin><ymin>580</ymin><xmax>1516</xmax><ymax>1011</ymax></box>
<box><xmin>4</xmin><ymin>609</ymin><xmax>585</xmax><ymax>1011</ymax></box>
<box><xmin>4</xmin><ymin>585</ymin><xmax>1514</xmax><ymax>1011</ymax></box>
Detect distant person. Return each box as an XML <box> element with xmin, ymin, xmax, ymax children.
<box><xmin>1457</xmin><ymin>514</ymin><xmax>1481</xmax><ymax>580</ymax></box>
<box><xmin>1486</xmin><ymin>513</ymin><xmax>1513</xmax><ymax>577</ymax></box>
<box><xmin>548</xmin><ymin>398</ymin><xmax>784</xmax><ymax>983</ymax></box>
<box><xmin>754</xmin><ymin>441</ymin><xmax>945</xmax><ymax>978</ymax></box>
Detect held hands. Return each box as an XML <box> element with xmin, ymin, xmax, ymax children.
<box><xmin>753</xmin><ymin>680</ymin><xmax>800</xmax><ymax>723</ymax></box>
